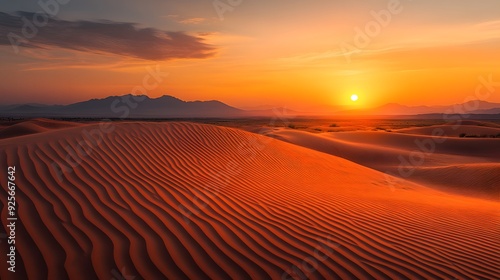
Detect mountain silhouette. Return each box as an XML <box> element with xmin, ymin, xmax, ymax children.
<box><xmin>1</xmin><ymin>95</ymin><xmax>245</xmax><ymax>118</ymax></box>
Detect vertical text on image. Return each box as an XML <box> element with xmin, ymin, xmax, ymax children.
<box><xmin>6</xmin><ymin>166</ymin><xmax>17</xmax><ymax>273</ymax></box>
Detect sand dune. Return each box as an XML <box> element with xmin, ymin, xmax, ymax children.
<box><xmin>0</xmin><ymin>122</ymin><xmax>49</xmax><ymax>139</ymax></box>
<box><xmin>0</xmin><ymin>118</ymin><xmax>82</xmax><ymax>139</ymax></box>
<box><xmin>266</xmin><ymin>128</ymin><xmax>499</xmax><ymax>200</ymax></box>
<box><xmin>396</xmin><ymin>124</ymin><xmax>500</xmax><ymax>137</ymax></box>
<box><xmin>327</xmin><ymin>131</ymin><xmax>499</xmax><ymax>158</ymax></box>
<box><xmin>1</xmin><ymin>122</ymin><xmax>499</xmax><ymax>279</ymax></box>
<box><xmin>409</xmin><ymin>164</ymin><xmax>500</xmax><ymax>198</ymax></box>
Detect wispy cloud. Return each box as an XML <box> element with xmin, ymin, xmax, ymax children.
<box><xmin>0</xmin><ymin>11</ymin><xmax>216</xmax><ymax>60</ymax></box>
<box><xmin>166</xmin><ymin>15</ymin><xmax>207</xmax><ymax>25</ymax></box>
<box><xmin>180</xmin><ymin>18</ymin><xmax>206</xmax><ymax>25</ymax></box>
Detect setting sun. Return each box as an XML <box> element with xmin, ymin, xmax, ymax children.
<box><xmin>351</xmin><ymin>94</ymin><xmax>359</xmax><ymax>102</ymax></box>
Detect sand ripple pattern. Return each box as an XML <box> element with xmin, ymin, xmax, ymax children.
<box><xmin>0</xmin><ymin>122</ymin><xmax>499</xmax><ymax>280</ymax></box>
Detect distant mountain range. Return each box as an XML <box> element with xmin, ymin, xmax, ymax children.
<box><xmin>1</xmin><ymin>95</ymin><xmax>499</xmax><ymax>118</ymax></box>
<box><xmin>0</xmin><ymin>95</ymin><xmax>297</xmax><ymax>118</ymax></box>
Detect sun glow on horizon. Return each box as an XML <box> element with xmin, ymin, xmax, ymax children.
<box><xmin>351</xmin><ymin>94</ymin><xmax>359</xmax><ymax>102</ymax></box>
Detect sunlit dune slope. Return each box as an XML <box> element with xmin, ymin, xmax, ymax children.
<box><xmin>0</xmin><ymin>122</ymin><xmax>499</xmax><ymax>280</ymax></box>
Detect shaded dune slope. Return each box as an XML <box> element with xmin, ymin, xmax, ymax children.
<box><xmin>0</xmin><ymin>122</ymin><xmax>49</xmax><ymax>139</ymax></box>
<box><xmin>396</xmin><ymin>124</ymin><xmax>500</xmax><ymax>137</ymax></box>
<box><xmin>0</xmin><ymin>118</ymin><xmax>82</xmax><ymax>139</ymax></box>
<box><xmin>0</xmin><ymin>122</ymin><xmax>499</xmax><ymax>279</ymax></box>
<box><xmin>267</xmin><ymin>129</ymin><xmax>500</xmax><ymax>200</ymax></box>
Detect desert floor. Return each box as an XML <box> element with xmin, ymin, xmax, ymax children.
<box><xmin>0</xmin><ymin>118</ymin><xmax>499</xmax><ymax>279</ymax></box>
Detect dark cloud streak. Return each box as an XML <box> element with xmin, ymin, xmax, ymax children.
<box><xmin>0</xmin><ymin>11</ymin><xmax>216</xmax><ymax>60</ymax></box>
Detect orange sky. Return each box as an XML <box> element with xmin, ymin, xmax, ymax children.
<box><xmin>1</xmin><ymin>0</ymin><xmax>500</xmax><ymax>112</ymax></box>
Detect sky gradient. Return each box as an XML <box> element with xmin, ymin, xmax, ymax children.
<box><xmin>1</xmin><ymin>0</ymin><xmax>499</xmax><ymax>112</ymax></box>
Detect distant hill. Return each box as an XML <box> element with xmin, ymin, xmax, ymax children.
<box><xmin>0</xmin><ymin>95</ymin><xmax>246</xmax><ymax>118</ymax></box>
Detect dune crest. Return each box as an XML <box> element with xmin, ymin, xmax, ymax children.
<box><xmin>1</xmin><ymin>122</ymin><xmax>499</xmax><ymax>279</ymax></box>
<box><xmin>0</xmin><ymin>118</ymin><xmax>82</xmax><ymax>139</ymax></box>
